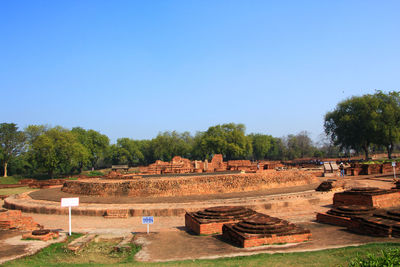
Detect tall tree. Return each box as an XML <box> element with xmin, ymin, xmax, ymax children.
<box><xmin>31</xmin><ymin>127</ymin><xmax>89</xmax><ymax>177</ymax></box>
<box><xmin>324</xmin><ymin>94</ymin><xmax>380</xmax><ymax>160</ymax></box>
<box><xmin>72</xmin><ymin>127</ymin><xmax>110</xmax><ymax>170</ymax></box>
<box><xmin>197</xmin><ymin>123</ymin><xmax>252</xmax><ymax>160</ymax></box>
<box><xmin>373</xmin><ymin>91</ymin><xmax>400</xmax><ymax>159</ymax></box>
<box><xmin>248</xmin><ymin>133</ymin><xmax>282</xmax><ymax>160</ymax></box>
<box><xmin>0</xmin><ymin>123</ymin><xmax>26</xmax><ymax>177</ymax></box>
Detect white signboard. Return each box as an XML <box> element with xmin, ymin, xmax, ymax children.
<box><xmin>142</xmin><ymin>216</ymin><xmax>154</xmax><ymax>234</ymax></box>
<box><xmin>61</xmin><ymin>198</ymin><xmax>79</xmax><ymax>236</ymax></box>
<box><xmin>61</xmin><ymin>197</ymin><xmax>79</xmax><ymax>207</ymax></box>
<box><xmin>392</xmin><ymin>162</ymin><xmax>396</xmax><ymax>167</ymax></box>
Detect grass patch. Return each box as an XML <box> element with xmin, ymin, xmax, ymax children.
<box><xmin>4</xmin><ymin>241</ymin><xmax>400</xmax><ymax>266</ymax></box>
<box><xmin>0</xmin><ymin>187</ymin><xmax>35</xmax><ymax>196</ymax></box>
<box><xmin>85</xmin><ymin>171</ymin><xmax>105</xmax><ymax>177</ymax></box>
<box><xmin>0</xmin><ymin>176</ymin><xmax>24</xmax><ymax>185</ymax></box>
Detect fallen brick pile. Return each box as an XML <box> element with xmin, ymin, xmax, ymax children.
<box><xmin>0</xmin><ymin>209</ymin><xmax>42</xmax><ymax>231</ymax></box>
<box><xmin>62</xmin><ymin>170</ymin><xmax>319</xmax><ymax>197</ymax></box>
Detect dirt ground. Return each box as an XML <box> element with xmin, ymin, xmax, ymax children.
<box><xmin>0</xmin><ymin>174</ymin><xmax>399</xmax><ymax>263</ymax></box>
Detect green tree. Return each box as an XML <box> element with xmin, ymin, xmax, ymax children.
<box><xmin>196</xmin><ymin>123</ymin><xmax>252</xmax><ymax>160</ymax></box>
<box><xmin>248</xmin><ymin>133</ymin><xmax>282</xmax><ymax>160</ymax></box>
<box><xmin>71</xmin><ymin>127</ymin><xmax>110</xmax><ymax>170</ymax></box>
<box><xmin>0</xmin><ymin>123</ymin><xmax>26</xmax><ymax>177</ymax></box>
<box><xmin>284</xmin><ymin>132</ymin><xmax>315</xmax><ymax>160</ymax></box>
<box><xmin>325</xmin><ymin>94</ymin><xmax>380</xmax><ymax>160</ymax></box>
<box><xmin>373</xmin><ymin>91</ymin><xmax>400</xmax><ymax>159</ymax></box>
<box><xmin>31</xmin><ymin>127</ymin><xmax>89</xmax><ymax>177</ymax></box>
<box><xmin>151</xmin><ymin>131</ymin><xmax>193</xmax><ymax>162</ymax></box>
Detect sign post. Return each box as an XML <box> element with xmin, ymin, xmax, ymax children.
<box><xmin>61</xmin><ymin>197</ymin><xmax>79</xmax><ymax>236</ymax></box>
<box><xmin>142</xmin><ymin>216</ymin><xmax>154</xmax><ymax>234</ymax></box>
<box><xmin>393</xmin><ymin>161</ymin><xmax>397</xmax><ymax>180</ymax></box>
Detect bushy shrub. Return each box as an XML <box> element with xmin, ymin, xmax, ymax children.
<box><xmin>349</xmin><ymin>248</ymin><xmax>400</xmax><ymax>266</ymax></box>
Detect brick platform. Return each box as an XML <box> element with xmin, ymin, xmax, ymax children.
<box><xmin>316</xmin><ymin>205</ymin><xmax>375</xmax><ymax>227</ymax></box>
<box><xmin>348</xmin><ymin>209</ymin><xmax>400</xmax><ymax>237</ymax></box>
<box><xmin>185</xmin><ymin>206</ymin><xmax>256</xmax><ymax>235</ymax></box>
<box><xmin>333</xmin><ymin>187</ymin><xmax>400</xmax><ymax>208</ymax></box>
<box><xmin>222</xmin><ymin>213</ymin><xmax>311</xmax><ymax>248</ymax></box>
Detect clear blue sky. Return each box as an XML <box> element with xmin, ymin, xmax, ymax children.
<box><xmin>1</xmin><ymin>1</ymin><xmax>399</xmax><ymax>143</ymax></box>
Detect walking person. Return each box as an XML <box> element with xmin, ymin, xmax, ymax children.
<box><xmin>339</xmin><ymin>162</ymin><xmax>345</xmax><ymax>177</ymax></box>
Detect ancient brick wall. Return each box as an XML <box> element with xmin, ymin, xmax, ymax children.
<box><xmin>61</xmin><ymin>170</ymin><xmax>319</xmax><ymax>197</ymax></box>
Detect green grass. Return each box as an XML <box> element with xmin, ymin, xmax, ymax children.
<box><xmin>0</xmin><ymin>187</ymin><xmax>34</xmax><ymax>196</ymax></box>
<box><xmin>4</xmin><ymin>241</ymin><xmax>400</xmax><ymax>267</ymax></box>
<box><xmin>0</xmin><ymin>176</ymin><xmax>24</xmax><ymax>185</ymax></box>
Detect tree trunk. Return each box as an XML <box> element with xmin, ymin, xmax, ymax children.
<box><xmin>3</xmin><ymin>161</ymin><xmax>8</xmax><ymax>177</ymax></box>
<box><xmin>48</xmin><ymin>169</ymin><xmax>53</xmax><ymax>179</ymax></box>
<box><xmin>387</xmin><ymin>144</ymin><xmax>393</xmax><ymax>159</ymax></box>
<box><xmin>362</xmin><ymin>145</ymin><xmax>369</xmax><ymax>160</ymax></box>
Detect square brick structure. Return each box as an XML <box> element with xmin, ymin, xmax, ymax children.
<box><xmin>333</xmin><ymin>187</ymin><xmax>400</xmax><ymax>208</ymax></box>
<box><xmin>222</xmin><ymin>213</ymin><xmax>311</xmax><ymax>248</ymax></box>
<box><xmin>185</xmin><ymin>206</ymin><xmax>256</xmax><ymax>235</ymax></box>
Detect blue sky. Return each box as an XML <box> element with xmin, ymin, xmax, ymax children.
<box><xmin>1</xmin><ymin>1</ymin><xmax>399</xmax><ymax>143</ymax></box>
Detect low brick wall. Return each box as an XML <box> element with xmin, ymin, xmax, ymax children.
<box><xmin>61</xmin><ymin>171</ymin><xmax>318</xmax><ymax>197</ymax></box>
<box><xmin>333</xmin><ymin>191</ymin><xmax>400</xmax><ymax>208</ymax></box>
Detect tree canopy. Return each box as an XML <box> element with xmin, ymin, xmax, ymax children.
<box><xmin>0</xmin><ymin>123</ymin><xmax>26</xmax><ymax>177</ymax></box>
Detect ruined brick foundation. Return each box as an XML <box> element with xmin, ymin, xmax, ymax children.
<box><xmin>222</xmin><ymin>213</ymin><xmax>311</xmax><ymax>248</ymax></box>
<box><xmin>185</xmin><ymin>206</ymin><xmax>256</xmax><ymax>235</ymax></box>
<box><xmin>61</xmin><ymin>171</ymin><xmax>318</xmax><ymax>197</ymax></box>
<box><xmin>333</xmin><ymin>187</ymin><xmax>400</xmax><ymax>208</ymax></box>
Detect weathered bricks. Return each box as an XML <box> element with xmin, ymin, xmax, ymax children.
<box><xmin>333</xmin><ymin>187</ymin><xmax>400</xmax><ymax>208</ymax></box>
<box><xmin>0</xmin><ymin>209</ymin><xmax>42</xmax><ymax>231</ymax></box>
<box><xmin>185</xmin><ymin>206</ymin><xmax>256</xmax><ymax>235</ymax></box>
<box><xmin>222</xmin><ymin>213</ymin><xmax>311</xmax><ymax>248</ymax></box>
<box><xmin>67</xmin><ymin>233</ymin><xmax>96</xmax><ymax>252</ymax></box>
<box><xmin>62</xmin><ymin>171</ymin><xmax>318</xmax><ymax>197</ymax></box>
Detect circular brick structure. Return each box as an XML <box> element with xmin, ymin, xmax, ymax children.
<box><xmin>61</xmin><ymin>171</ymin><xmax>319</xmax><ymax>197</ymax></box>
<box><xmin>191</xmin><ymin>206</ymin><xmax>256</xmax><ymax>222</ymax></box>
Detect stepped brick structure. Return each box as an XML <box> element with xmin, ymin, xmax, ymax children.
<box><xmin>185</xmin><ymin>206</ymin><xmax>257</xmax><ymax>235</ymax></box>
<box><xmin>333</xmin><ymin>187</ymin><xmax>400</xmax><ymax>208</ymax></box>
<box><xmin>316</xmin><ymin>205</ymin><xmax>375</xmax><ymax>227</ymax></box>
<box><xmin>222</xmin><ymin>213</ymin><xmax>311</xmax><ymax>248</ymax></box>
<box><xmin>0</xmin><ymin>209</ymin><xmax>42</xmax><ymax>231</ymax></box>
<box><xmin>348</xmin><ymin>209</ymin><xmax>400</xmax><ymax>237</ymax></box>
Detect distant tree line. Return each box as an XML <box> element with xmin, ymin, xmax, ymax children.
<box><xmin>1</xmin><ymin>90</ymin><xmax>398</xmax><ymax>178</ymax></box>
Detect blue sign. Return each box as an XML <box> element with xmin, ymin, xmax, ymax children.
<box><xmin>142</xmin><ymin>216</ymin><xmax>154</xmax><ymax>224</ymax></box>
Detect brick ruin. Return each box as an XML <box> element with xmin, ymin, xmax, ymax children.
<box><xmin>333</xmin><ymin>187</ymin><xmax>400</xmax><ymax>208</ymax></box>
<box><xmin>137</xmin><ymin>154</ymin><xmax>283</xmax><ymax>175</ymax></box>
<box><xmin>0</xmin><ymin>209</ymin><xmax>42</xmax><ymax>231</ymax></box>
<box><xmin>346</xmin><ymin>162</ymin><xmax>400</xmax><ymax>176</ymax></box>
<box><xmin>22</xmin><ymin>229</ymin><xmax>60</xmax><ymax>241</ymax></box>
<box><xmin>222</xmin><ymin>213</ymin><xmax>311</xmax><ymax>248</ymax></box>
<box><xmin>316</xmin><ymin>185</ymin><xmax>400</xmax><ymax>238</ymax></box>
<box><xmin>62</xmin><ymin>171</ymin><xmax>319</xmax><ymax>197</ymax></box>
<box><xmin>185</xmin><ymin>206</ymin><xmax>311</xmax><ymax>248</ymax></box>
<box><xmin>185</xmin><ymin>206</ymin><xmax>257</xmax><ymax>235</ymax></box>
<box><xmin>316</xmin><ymin>205</ymin><xmax>376</xmax><ymax>227</ymax></box>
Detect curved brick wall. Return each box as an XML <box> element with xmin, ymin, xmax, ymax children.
<box><xmin>61</xmin><ymin>171</ymin><xmax>319</xmax><ymax>197</ymax></box>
